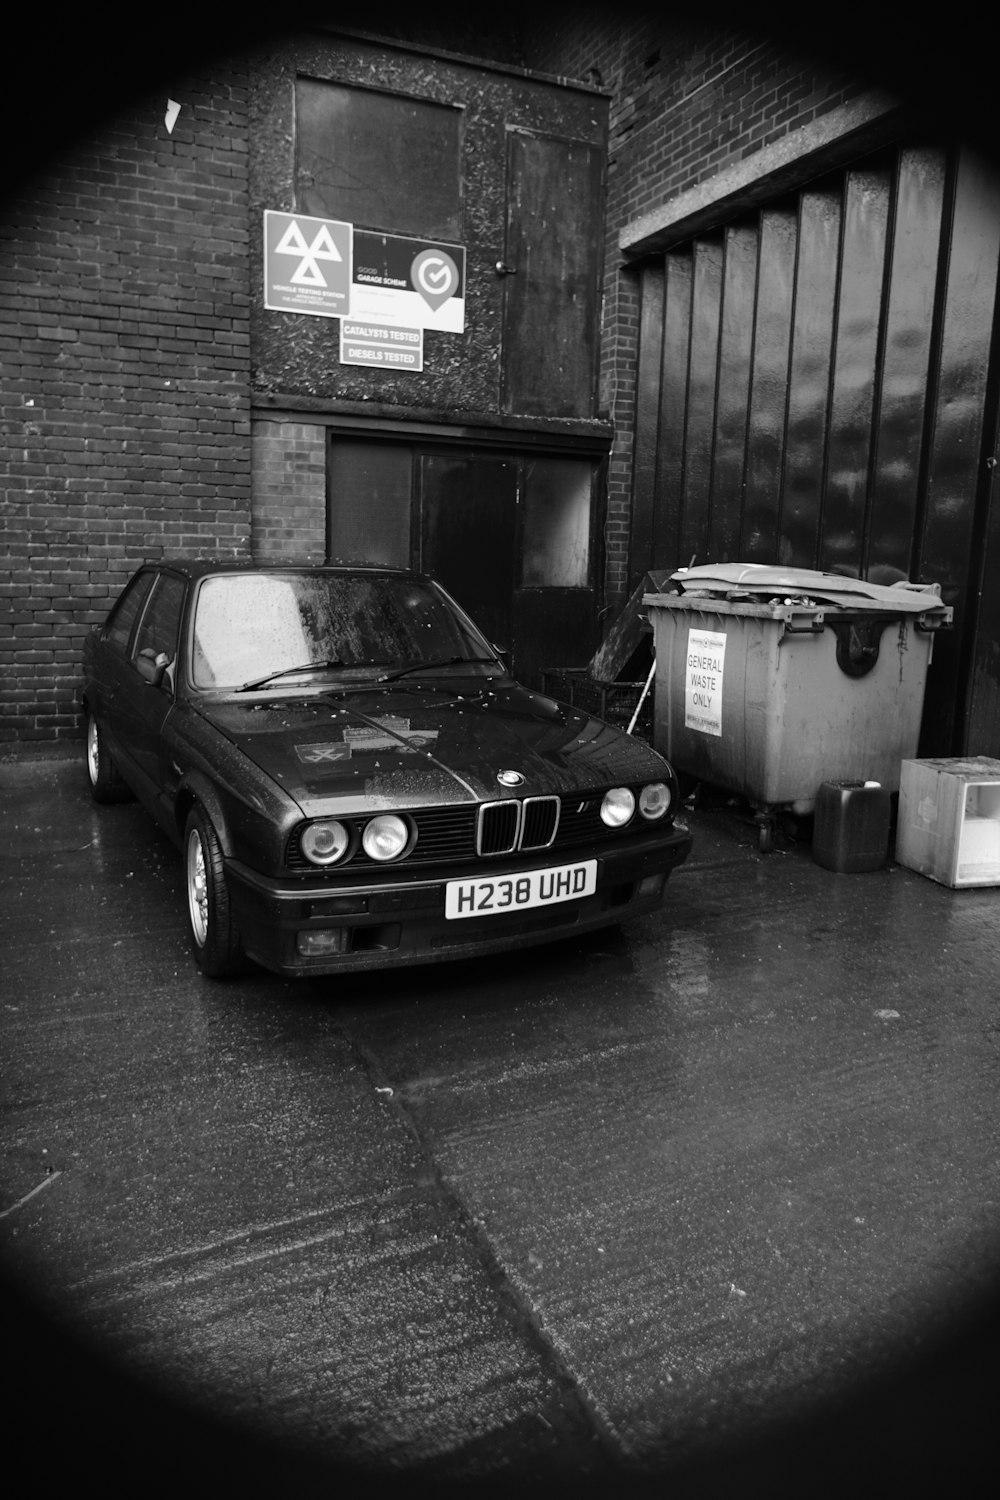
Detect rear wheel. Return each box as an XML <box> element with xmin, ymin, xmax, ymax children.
<box><xmin>85</xmin><ymin>713</ymin><xmax>132</xmax><ymax>803</ymax></box>
<box><xmin>184</xmin><ymin>806</ymin><xmax>244</xmax><ymax>978</ymax></box>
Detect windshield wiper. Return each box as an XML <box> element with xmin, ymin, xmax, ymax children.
<box><xmin>377</xmin><ymin>655</ymin><xmax>499</xmax><ymax>683</ymax></box>
<box><xmin>237</xmin><ymin>658</ymin><xmax>350</xmax><ymax>692</ymax></box>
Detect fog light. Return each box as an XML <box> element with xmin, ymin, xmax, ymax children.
<box><xmin>637</xmin><ymin>873</ymin><xmax>666</xmax><ymax>899</ymax></box>
<box><xmin>297</xmin><ymin>929</ymin><xmax>349</xmax><ymax>956</ymax></box>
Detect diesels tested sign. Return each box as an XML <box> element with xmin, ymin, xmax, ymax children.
<box><xmin>340</xmin><ymin>321</ymin><xmax>423</xmax><ymax>370</ymax></box>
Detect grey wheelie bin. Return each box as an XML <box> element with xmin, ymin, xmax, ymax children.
<box><xmin>643</xmin><ymin>563</ymin><xmax>952</xmax><ymax>849</ymax></box>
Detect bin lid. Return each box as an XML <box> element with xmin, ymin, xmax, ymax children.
<box><xmin>661</xmin><ymin>563</ymin><xmax>949</xmax><ymax>615</ymax></box>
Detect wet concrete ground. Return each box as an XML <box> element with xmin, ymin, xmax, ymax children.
<box><xmin>2</xmin><ymin>750</ymin><xmax>1000</xmax><ymax>1496</ymax></box>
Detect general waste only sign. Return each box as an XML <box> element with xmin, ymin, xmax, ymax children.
<box><xmin>351</xmin><ymin>231</ymin><xmax>465</xmax><ymax>332</ymax></box>
<box><xmin>264</xmin><ymin>211</ymin><xmax>352</xmax><ymax>316</ymax></box>
<box><xmin>685</xmin><ymin>628</ymin><xmax>727</xmax><ymax>736</ymax></box>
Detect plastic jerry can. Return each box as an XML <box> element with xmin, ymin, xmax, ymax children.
<box><xmin>812</xmin><ymin>779</ymin><xmax>891</xmax><ymax>873</ymax></box>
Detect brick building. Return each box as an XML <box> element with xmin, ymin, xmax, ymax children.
<box><xmin>1</xmin><ymin>64</ymin><xmax>254</xmax><ymax>746</ymax></box>
<box><xmin>2</xmin><ymin>14</ymin><xmax>998</xmax><ymax>757</ymax></box>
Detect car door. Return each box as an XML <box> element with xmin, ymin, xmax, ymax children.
<box><xmin>109</xmin><ymin>571</ymin><xmax>187</xmax><ymax>806</ymax></box>
<box><xmin>89</xmin><ymin>569</ymin><xmax>157</xmax><ymax>751</ymax></box>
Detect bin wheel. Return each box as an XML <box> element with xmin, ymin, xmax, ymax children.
<box><xmin>756</xmin><ymin>814</ymin><xmax>775</xmax><ymax>853</ymax></box>
<box><xmin>677</xmin><ymin>771</ymin><xmax>699</xmax><ymax>803</ymax></box>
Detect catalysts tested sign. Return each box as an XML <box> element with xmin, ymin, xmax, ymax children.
<box><xmin>685</xmin><ymin>628</ymin><xmax>727</xmax><ymax>736</ymax></box>
<box><xmin>340</xmin><ymin>321</ymin><xmax>423</xmax><ymax>370</ymax></box>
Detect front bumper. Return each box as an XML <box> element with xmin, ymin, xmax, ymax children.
<box><xmin>224</xmin><ymin>823</ymin><xmax>693</xmax><ymax>977</ymax></box>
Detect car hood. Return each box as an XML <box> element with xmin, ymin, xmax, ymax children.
<box><xmin>196</xmin><ymin>680</ymin><xmax>667</xmax><ymax>817</ymax></box>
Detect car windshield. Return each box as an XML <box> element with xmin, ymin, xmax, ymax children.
<box><xmin>190</xmin><ymin>572</ymin><xmax>496</xmax><ymax>691</ymax></box>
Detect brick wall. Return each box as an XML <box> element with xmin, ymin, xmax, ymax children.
<box><xmin>251</xmin><ymin>421</ymin><xmax>327</xmax><ymax>563</ymax></box>
<box><xmin>0</xmin><ymin>67</ymin><xmax>252</xmax><ymax>748</ymax></box>
<box><xmin>522</xmin><ymin>14</ymin><xmax>866</xmax><ymax>610</ymax></box>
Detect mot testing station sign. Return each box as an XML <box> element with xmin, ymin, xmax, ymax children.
<box><xmin>685</xmin><ymin>628</ymin><xmax>727</xmax><ymax>736</ymax></box>
<box><xmin>340</xmin><ymin>321</ymin><xmax>423</xmax><ymax>371</ymax></box>
<box><xmin>264</xmin><ymin>211</ymin><xmax>352</xmax><ymax>317</ymax></box>
<box><xmin>351</xmin><ymin>230</ymin><xmax>465</xmax><ymax>332</ymax></box>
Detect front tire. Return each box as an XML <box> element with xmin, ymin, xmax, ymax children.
<box><xmin>184</xmin><ymin>806</ymin><xmax>244</xmax><ymax>978</ymax></box>
<box><xmin>85</xmin><ymin>713</ymin><xmax>133</xmax><ymax>803</ymax></box>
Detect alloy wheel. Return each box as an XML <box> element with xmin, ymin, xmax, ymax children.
<box><xmin>186</xmin><ymin>828</ymin><xmax>209</xmax><ymax>947</ymax></box>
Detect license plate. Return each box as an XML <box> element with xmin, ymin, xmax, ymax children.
<box><xmin>445</xmin><ymin>859</ymin><xmax>597</xmax><ymax>920</ymax></box>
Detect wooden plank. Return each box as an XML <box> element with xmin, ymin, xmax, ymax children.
<box><xmin>654</xmin><ymin>251</ymin><xmax>693</xmax><ymax>570</ymax></box>
<box><xmin>711</xmin><ymin>224</ymin><xmax>758</xmax><ymax>562</ymax></box>
<box><xmin>630</xmin><ymin>265</ymin><xmax>665</xmax><ymax>590</ymax></box>
<box><xmin>589</xmin><ymin>568</ymin><xmax>674</xmax><ymax>681</ymax></box>
<box><xmin>868</xmin><ymin>147</ymin><xmax>947</xmax><ymax>575</ymax></box>
<box><xmin>743</xmin><ymin>208</ymin><xmax>796</xmax><ymax>560</ymax></box>
<box><xmin>821</xmin><ymin>165</ymin><xmax>890</xmax><ymax>576</ymax></box>
<box><xmin>919</xmin><ymin>146</ymin><xmax>1000</xmax><ymax>754</ymax></box>
<box><xmin>680</xmin><ymin>240</ymin><xmax>724</xmax><ymax>567</ymax></box>
<box><xmin>782</xmin><ymin>186</ymin><xmax>841</xmax><ymax>565</ymax></box>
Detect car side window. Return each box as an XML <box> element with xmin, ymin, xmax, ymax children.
<box><xmin>132</xmin><ymin>574</ymin><xmax>185</xmax><ymax>676</ymax></box>
<box><xmin>105</xmin><ymin>572</ymin><xmax>155</xmax><ymax>655</ymax></box>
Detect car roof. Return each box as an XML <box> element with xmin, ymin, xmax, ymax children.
<box><xmin>138</xmin><ymin>560</ymin><xmax>426</xmax><ymax>583</ymax></box>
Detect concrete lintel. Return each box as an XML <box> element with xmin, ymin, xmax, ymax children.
<box><xmin>620</xmin><ymin>91</ymin><xmax>904</xmax><ymax>258</ymax></box>
<box><xmin>251</xmin><ymin>394</ymin><xmax>614</xmax><ymax>450</ymax></box>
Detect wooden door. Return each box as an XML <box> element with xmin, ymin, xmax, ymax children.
<box><xmin>501</xmin><ymin>130</ymin><xmax>605</xmax><ymax>418</ymax></box>
<box><xmin>417</xmin><ymin>453</ymin><xmax>518</xmax><ymax>653</ymax></box>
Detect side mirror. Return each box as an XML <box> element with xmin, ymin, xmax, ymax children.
<box><xmin>491</xmin><ymin>643</ymin><xmax>511</xmax><ymax>672</ymax></box>
<box><xmin>136</xmin><ymin>648</ymin><xmax>171</xmax><ymax>687</ymax></box>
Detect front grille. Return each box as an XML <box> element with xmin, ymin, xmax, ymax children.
<box><xmin>551</xmin><ymin>794</ymin><xmax>608</xmax><ymax>849</ymax></box>
<box><xmin>286</xmin><ymin>786</ymin><xmax>656</xmax><ymax>873</ymax></box>
<box><xmin>520</xmin><ymin>795</ymin><xmax>559</xmax><ymax>850</ymax></box>
<box><xmin>476</xmin><ymin>795</ymin><xmax>560</xmax><ymax>854</ymax></box>
<box><xmin>477</xmin><ymin>800</ymin><xmax>520</xmax><ymax>854</ymax></box>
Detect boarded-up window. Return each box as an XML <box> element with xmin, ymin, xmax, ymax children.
<box><xmin>295</xmin><ymin>77</ymin><xmax>464</xmax><ymax>240</ymax></box>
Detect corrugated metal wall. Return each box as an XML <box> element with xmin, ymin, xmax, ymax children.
<box><xmin>630</xmin><ymin>143</ymin><xmax>1000</xmax><ymax>755</ymax></box>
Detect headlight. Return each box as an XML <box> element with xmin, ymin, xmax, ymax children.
<box><xmin>600</xmin><ymin>787</ymin><xmax>635</xmax><ymax>828</ymax></box>
<box><xmin>362</xmin><ymin>814</ymin><xmax>410</xmax><ymax>861</ymax></box>
<box><xmin>301</xmin><ymin>819</ymin><xmax>350</xmax><ymax>866</ymax></box>
<box><xmin>639</xmin><ymin>782</ymin><xmax>671</xmax><ymax>820</ymax></box>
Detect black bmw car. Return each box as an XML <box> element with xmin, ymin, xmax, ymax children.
<box><xmin>80</xmin><ymin>562</ymin><xmax>693</xmax><ymax>978</ymax></box>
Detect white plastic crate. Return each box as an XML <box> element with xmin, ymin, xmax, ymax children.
<box><xmin>895</xmin><ymin>757</ymin><xmax>1000</xmax><ymax>887</ymax></box>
